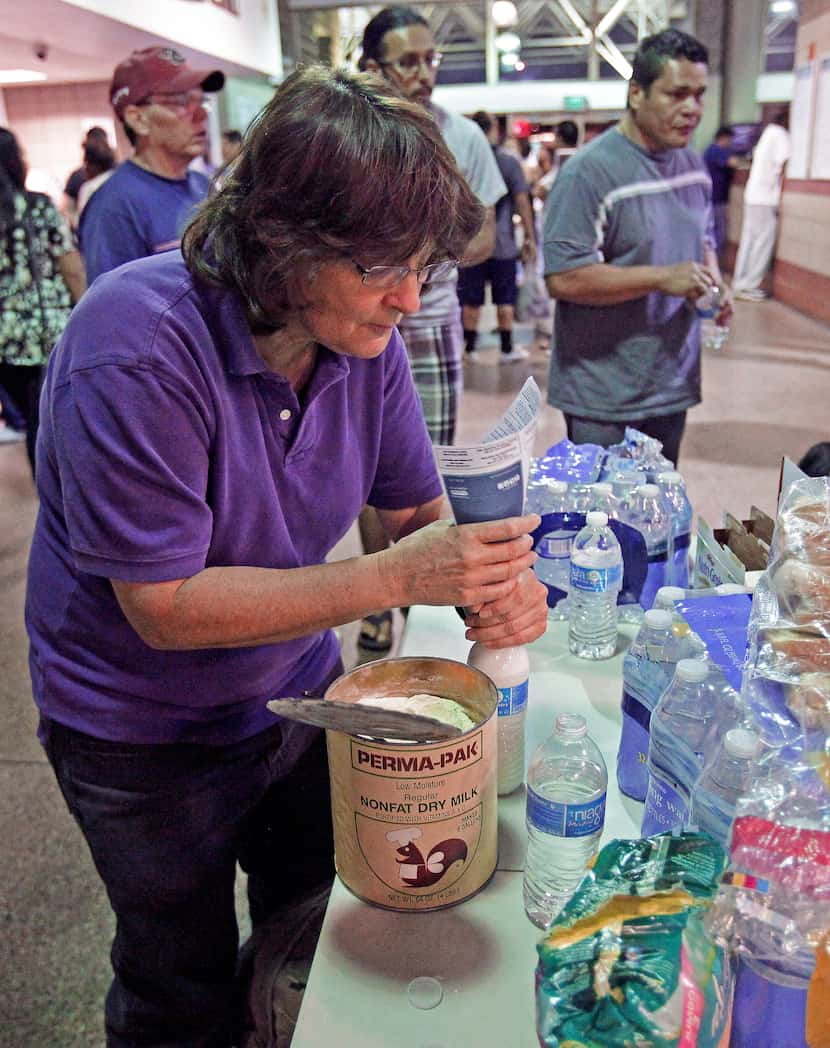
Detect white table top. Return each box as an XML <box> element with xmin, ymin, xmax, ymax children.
<box><xmin>292</xmin><ymin>607</ymin><xmax>642</xmax><ymax>1048</ymax></box>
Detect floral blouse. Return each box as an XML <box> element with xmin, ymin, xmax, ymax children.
<box><xmin>0</xmin><ymin>192</ymin><xmax>73</xmax><ymax>367</ymax></box>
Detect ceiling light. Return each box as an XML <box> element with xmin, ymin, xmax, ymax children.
<box><xmin>495</xmin><ymin>31</ymin><xmax>521</xmax><ymax>53</ymax></box>
<box><xmin>770</xmin><ymin>0</ymin><xmax>795</xmax><ymax>12</ymax></box>
<box><xmin>491</xmin><ymin>1</ymin><xmax>518</xmax><ymax>27</ymax></box>
<box><xmin>0</xmin><ymin>69</ymin><xmax>48</xmax><ymax>84</ymax></box>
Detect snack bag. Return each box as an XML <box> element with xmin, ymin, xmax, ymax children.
<box><xmin>536</xmin><ymin>833</ymin><xmax>732</xmax><ymax>1048</ymax></box>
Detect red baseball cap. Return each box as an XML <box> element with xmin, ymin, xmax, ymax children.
<box><xmin>110</xmin><ymin>46</ymin><xmax>225</xmax><ymax>116</ymax></box>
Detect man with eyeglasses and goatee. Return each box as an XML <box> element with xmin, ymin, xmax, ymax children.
<box><xmin>359</xmin><ymin>6</ymin><xmax>506</xmax><ymax>448</ymax></box>
<box><xmin>356</xmin><ymin>6</ymin><xmax>507</xmax><ymax>654</ymax></box>
<box><xmin>79</xmin><ymin>47</ymin><xmax>225</xmax><ymax>284</ymax></box>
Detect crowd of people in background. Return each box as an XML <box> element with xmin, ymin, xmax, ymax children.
<box><xmin>0</xmin><ymin>35</ymin><xmax>793</xmax><ymax>475</ymax></box>
<box><xmin>0</xmin><ymin>11</ymin><xmax>819</xmax><ymax>1047</ymax></box>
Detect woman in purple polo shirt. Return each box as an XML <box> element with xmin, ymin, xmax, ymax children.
<box><xmin>26</xmin><ymin>66</ymin><xmax>547</xmax><ymax>1047</ymax></box>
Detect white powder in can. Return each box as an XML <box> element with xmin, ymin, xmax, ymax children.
<box><xmin>356</xmin><ymin>693</ymin><xmax>477</xmax><ymax>734</ymax></box>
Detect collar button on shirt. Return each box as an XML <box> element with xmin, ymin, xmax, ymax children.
<box><xmin>279</xmin><ymin>408</ymin><xmax>292</xmax><ymax>421</ymax></box>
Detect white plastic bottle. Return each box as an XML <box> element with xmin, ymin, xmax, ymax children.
<box><xmin>568</xmin><ymin>511</ymin><xmax>622</xmax><ymax>660</ymax></box>
<box><xmin>587</xmin><ymin>482</ymin><xmax>617</xmax><ymax>517</ymax></box>
<box><xmin>656</xmin><ymin>471</ymin><xmax>694</xmax><ymax>588</ymax></box>
<box><xmin>532</xmin><ymin>479</ymin><xmax>576</xmax><ymax>621</ymax></box>
<box><xmin>689</xmin><ymin>728</ymin><xmax>762</xmax><ymax>848</ymax></box>
<box><xmin>696</xmin><ymin>285</ymin><xmax>729</xmax><ymax>351</ymax></box>
<box><xmin>641</xmin><ymin>659</ymin><xmax>720</xmax><ymax>836</ymax></box>
<box><xmin>467</xmin><ymin>643</ymin><xmax>529</xmax><ymax>795</ymax></box>
<box><xmin>652</xmin><ymin>586</ymin><xmax>708</xmax><ymax>656</ymax></box>
<box><xmin>626</xmin><ymin>484</ymin><xmax>672</xmax><ymax>610</ymax></box>
<box><xmin>616</xmin><ymin>608</ymin><xmax>675</xmax><ymax>801</ymax></box>
<box><xmin>523</xmin><ymin>713</ymin><xmax>607</xmax><ymax>928</ymax></box>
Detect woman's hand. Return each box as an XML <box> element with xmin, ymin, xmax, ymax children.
<box><xmin>463</xmin><ymin>568</ymin><xmax>549</xmax><ymax>648</ymax></box>
<box><xmin>377</xmin><ymin>514</ymin><xmax>541</xmax><ymax>611</ymax></box>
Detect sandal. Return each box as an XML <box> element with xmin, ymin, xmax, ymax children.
<box><xmin>358</xmin><ymin>610</ymin><xmax>394</xmax><ymax>652</ymax></box>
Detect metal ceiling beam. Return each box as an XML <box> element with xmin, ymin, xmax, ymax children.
<box><xmin>554</xmin><ymin>0</ymin><xmax>593</xmax><ymax>42</ymax></box>
<box><xmin>595</xmin><ymin>0</ymin><xmax>630</xmax><ymax>38</ymax></box>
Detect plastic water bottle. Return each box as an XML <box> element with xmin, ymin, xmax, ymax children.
<box><xmin>695</xmin><ymin>283</ymin><xmax>720</xmax><ymax>319</ymax></box>
<box><xmin>715</xmin><ymin>582</ymin><xmax>749</xmax><ymax>596</ymax></box>
<box><xmin>728</xmin><ymin>796</ymin><xmax>828</xmax><ymax>1047</ymax></box>
<box><xmin>657</xmin><ymin>471</ymin><xmax>693</xmax><ymax>588</ymax></box>
<box><xmin>587</xmin><ymin>482</ymin><xmax>617</xmax><ymax>517</ymax></box>
<box><xmin>568</xmin><ymin>483</ymin><xmax>593</xmax><ymax>512</ymax></box>
<box><xmin>626</xmin><ymin>484</ymin><xmax>672</xmax><ymax>610</ymax></box>
<box><xmin>653</xmin><ymin>586</ymin><xmax>708</xmax><ymax>655</ymax></box>
<box><xmin>642</xmin><ymin>659</ymin><xmax>719</xmax><ymax>835</ymax></box>
<box><xmin>523</xmin><ymin>713</ymin><xmax>607</xmax><ymax>928</ymax></box>
<box><xmin>653</xmin><ymin>585</ymin><xmax>690</xmax><ymax>611</ymax></box>
<box><xmin>616</xmin><ymin>609</ymin><xmax>675</xmax><ymax>801</ymax></box>
<box><xmin>532</xmin><ymin>479</ymin><xmax>577</xmax><ymax>621</ymax></box>
<box><xmin>568</xmin><ymin>511</ymin><xmax>622</xmax><ymax>660</ymax></box>
<box><xmin>696</xmin><ymin>285</ymin><xmax>729</xmax><ymax>351</ymax></box>
<box><xmin>689</xmin><ymin>728</ymin><xmax>761</xmax><ymax>848</ymax></box>
<box><xmin>467</xmin><ymin>642</ymin><xmax>529</xmax><ymax>796</ymax></box>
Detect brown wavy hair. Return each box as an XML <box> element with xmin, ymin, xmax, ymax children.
<box><xmin>183</xmin><ymin>65</ymin><xmax>484</xmax><ymax>330</ymax></box>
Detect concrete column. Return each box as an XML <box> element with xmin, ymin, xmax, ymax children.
<box><xmin>722</xmin><ymin>0</ymin><xmax>766</xmax><ymax>123</ymax></box>
<box><xmin>485</xmin><ymin>6</ymin><xmax>499</xmax><ymax>86</ymax></box>
<box><xmin>691</xmin><ymin>0</ymin><xmax>727</xmax><ymax>151</ymax></box>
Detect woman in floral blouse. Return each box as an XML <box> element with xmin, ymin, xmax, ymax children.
<box><xmin>0</xmin><ymin>128</ymin><xmax>85</xmax><ymax>475</ymax></box>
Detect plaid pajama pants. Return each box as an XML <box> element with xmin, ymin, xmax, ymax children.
<box><xmin>397</xmin><ymin>317</ymin><xmax>463</xmax><ymax>446</ymax></box>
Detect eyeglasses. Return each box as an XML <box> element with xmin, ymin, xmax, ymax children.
<box><xmin>140</xmin><ymin>90</ymin><xmax>212</xmax><ymax>116</ymax></box>
<box><xmin>353</xmin><ymin>258</ymin><xmax>458</xmax><ymax>290</ymax></box>
<box><xmin>379</xmin><ymin>51</ymin><xmax>443</xmax><ymax>78</ymax></box>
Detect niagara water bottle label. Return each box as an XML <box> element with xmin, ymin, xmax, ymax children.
<box><xmin>497</xmin><ymin>679</ymin><xmax>528</xmax><ymax>717</ymax></box>
<box><xmin>538</xmin><ymin>534</ymin><xmax>571</xmax><ymax>559</ymax></box>
<box><xmin>642</xmin><ymin>770</ymin><xmax>689</xmax><ymax>836</ymax></box>
<box><xmin>570</xmin><ymin>562</ymin><xmax>622</xmax><ymax>594</ymax></box>
<box><xmin>527</xmin><ymin>787</ymin><xmax>606</xmax><ymax>838</ymax></box>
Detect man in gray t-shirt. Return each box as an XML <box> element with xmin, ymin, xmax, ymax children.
<box><xmin>360</xmin><ymin>6</ymin><xmax>506</xmax><ymax>445</ymax></box>
<box><xmin>543</xmin><ymin>28</ymin><xmax>731</xmax><ymax>465</ymax></box>
<box><xmin>355</xmin><ymin>5</ymin><xmax>506</xmax><ymax>653</ymax></box>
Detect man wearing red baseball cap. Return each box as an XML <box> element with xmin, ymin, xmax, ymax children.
<box><xmin>79</xmin><ymin>46</ymin><xmax>225</xmax><ymax>284</ymax></box>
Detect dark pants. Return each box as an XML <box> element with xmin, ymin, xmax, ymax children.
<box><xmin>0</xmin><ymin>362</ymin><xmax>42</xmax><ymax>476</ymax></box>
<box><xmin>564</xmin><ymin>410</ymin><xmax>687</xmax><ymax>467</ymax></box>
<box><xmin>41</xmin><ymin>708</ymin><xmax>337</xmax><ymax>1048</ymax></box>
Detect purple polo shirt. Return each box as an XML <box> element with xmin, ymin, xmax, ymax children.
<box><xmin>26</xmin><ymin>252</ymin><xmax>442</xmax><ymax>744</ymax></box>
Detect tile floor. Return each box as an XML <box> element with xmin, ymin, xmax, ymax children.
<box><xmin>0</xmin><ymin>296</ymin><xmax>827</xmax><ymax>1047</ymax></box>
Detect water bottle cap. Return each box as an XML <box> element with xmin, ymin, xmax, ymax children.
<box><xmin>639</xmin><ymin>483</ymin><xmax>660</xmax><ymax>496</ymax></box>
<box><xmin>644</xmin><ymin>609</ymin><xmax>673</xmax><ymax>629</ymax></box>
<box><xmin>554</xmin><ymin>713</ymin><xmax>587</xmax><ymax>738</ymax></box>
<box><xmin>547</xmin><ymin>479</ymin><xmax>568</xmax><ymax>494</ymax></box>
<box><xmin>715</xmin><ymin>583</ymin><xmax>747</xmax><ymax>595</ymax></box>
<box><xmin>657</xmin><ymin>471</ymin><xmax>683</xmax><ymax>484</ymax></box>
<box><xmin>724</xmin><ymin>728</ymin><xmax>762</xmax><ymax>759</ymax></box>
<box><xmin>657</xmin><ymin>586</ymin><xmax>686</xmax><ymax>603</ymax></box>
<box><xmin>676</xmin><ymin>658</ymin><xmax>708</xmax><ymax>682</ymax></box>
<box><xmin>586</xmin><ymin>511</ymin><xmax>608</xmax><ymax>527</ymax></box>
<box><xmin>743</xmin><ymin>571</ymin><xmax>763</xmax><ymax>594</ymax></box>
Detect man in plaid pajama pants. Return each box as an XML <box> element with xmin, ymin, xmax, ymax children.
<box><xmin>355</xmin><ymin>5</ymin><xmax>507</xmax><ymax>650</ymax></box>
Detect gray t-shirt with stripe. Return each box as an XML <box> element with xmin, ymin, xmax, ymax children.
<box><xmin>543</xmin><ymin>128</ymin><xmax>714</xmax><ymax>421</ymax></box>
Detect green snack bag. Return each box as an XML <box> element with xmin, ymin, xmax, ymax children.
<box><xmin>536</xmin><ymin>833</ymin><xmax>733</xmax><ymax>1048</ymax></box>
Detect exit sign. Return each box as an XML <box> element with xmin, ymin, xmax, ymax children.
<box><xmin>563</xmin><ymin>95</ymin><xmax>588</xmax><ymax>111</ymax></box>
